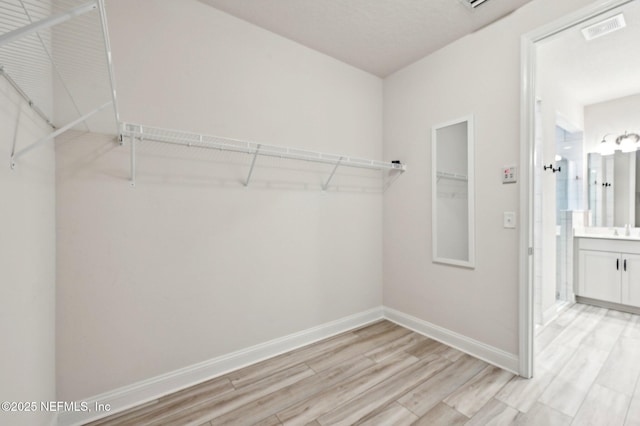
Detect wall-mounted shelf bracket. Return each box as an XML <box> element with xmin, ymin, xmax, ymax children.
<box><xmin>129</xmin><ymin>137</ymin><xmax>135</xmax><ymax>187</ymax></box>
<box><xmin>11</xmin><ymin>101</ymin><xmax>111</xmax><ymax>169</ymax></box>
<box><xmin>129</xmin><ymin>126</ymin><xmax>139</xmax><ymax>187</ymax></box>
<box><xmin>244</xmin><ymin>144</ymin><xmax>261</xmax><ymax>187</ymax></box>
<box><xmin>323</xmin><ymin>157</ymin><xmax>343</xmax><ymax>191</ymax></box>
<box><xmin>0</xmin><ymin>67</ymin><xmax>55</xmax><ymax>130</ymax></box>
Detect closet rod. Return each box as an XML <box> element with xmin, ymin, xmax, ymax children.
<box><xmin>121</xmin><ymin>123</ymin><xmax>407</xmax><ymax>172</ymax></box>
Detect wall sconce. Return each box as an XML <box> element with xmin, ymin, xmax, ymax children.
<box><xmin>616</xmin><ymin>131</ymin><xmax>640</xmax><ymax>153</ymax></box>
<box><xmin>598</xmin><ymin>131</ymin><xmax>640</xmax><ymax>155</ymax></box>
<box><xmin>598</xmin><ymin>134</ymin><xmax>615</xmax><ymax>156</ymax></box>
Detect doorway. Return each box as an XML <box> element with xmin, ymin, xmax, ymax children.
<box><xmin>520</xmin><ymin>0</ymin><xmax>639</xmax><ymax>378</ymax></box>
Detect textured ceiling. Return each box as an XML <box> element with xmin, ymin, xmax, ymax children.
<box><xmin>199</xmin><ymin>0</ymin><xmax>535</xmax><ymax>77</ymax></box>
<box><xmin>537</xmin><ymin>0</ymin><xmax>640</xmax><ymax>108</ymax></box>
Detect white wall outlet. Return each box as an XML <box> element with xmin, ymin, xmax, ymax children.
<box><xmin>504</xmin><ymin>212</ymin><xmax>516</xmax><ymax>228</ymax></box>
<box><xmin>502</xmin><ymin>165</ymin><xmax>517</xmax><ymax>183</ymax></box>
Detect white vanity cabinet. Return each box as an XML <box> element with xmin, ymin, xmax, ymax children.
<box><xmin>579</xmin><ymin>250</ymin><xmax>621</xmax><ymax>303</ymax></box>
<box><xmin>623</xmin><ymin>254</ymin><xmax>640</xmax><ymax>306</ymax></box>
<box><xmin>576</xmin><ymin>237</ymin><xmax>640</xmax><ymax>309</ymax></box>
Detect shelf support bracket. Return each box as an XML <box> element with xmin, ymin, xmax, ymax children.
<box><xmin>323</xmin><ymin>157</ymin><xmax>343</xmax><ymax>191</ymax></box>
<box><xmin>1</xmin><ymin>67</ymin><xmax>55</xmax><ymax>129</ymax></box>
<box><xmin>130</xmin><ymin>133</ymin><xmax>136</xmax><ymax>187</ymax></box>
<box><xmin>11</xmin><ymin>101</ymin><xmax>111</xmax><ymax>169</ymax></box>
<box><xmin>0</xmin><ymin>1</ymin><xmax>97</xmax><ymax>48</ymax></box>
<box><xmin>244</xmin><ymin>144</ymin><xmax>261</xmax><ymax>187</ymax></box>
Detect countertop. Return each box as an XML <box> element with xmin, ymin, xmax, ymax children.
<box><xmin>574</xmin><ymin>227</ymin><xmax>640</xmax><ymax>241</ymax></box>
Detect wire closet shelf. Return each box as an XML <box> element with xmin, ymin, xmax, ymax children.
<box><xmin>436</xmin><ymin>171</ymin><xmax>468</xmax><ymax>182</ymax></box>
<box><xmin>0</xmin><ymin>0</ymin><xmax>119</xmax><ymax>168</ymax></box>
<box><xmin>121</xmin><ymin>123</ymin><xmax>407</xmax><ymax>189</ymax></box>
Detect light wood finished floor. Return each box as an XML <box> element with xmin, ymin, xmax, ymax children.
<box><xmin>88</xmin><ymin>304</ymin><xmax>640</xmax><ymax>425</ymax></box>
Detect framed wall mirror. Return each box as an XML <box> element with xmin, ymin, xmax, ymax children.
<box><xmin>432</xmin><ymin>115</ymin><xmax>475</xmax><ymax>268</ymax></box>
<box><xmin>588</xmin><ymin>151</ymin><xmax>639</xmax><ymax>227</ymax></box>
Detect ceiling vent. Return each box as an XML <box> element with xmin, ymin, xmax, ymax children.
<box><xmin>581</xmin><ymin>13</ymin><xmax>626</xmax><ymax>41</ymax></box>
<box><xmin>460</xmin><ymin>0</ymin><xmax>490</xmax><ymax>9</ymax></box>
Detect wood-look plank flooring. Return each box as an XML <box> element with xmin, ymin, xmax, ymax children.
<box><xmin>88</xmin><ymin>303</ymin><xmax>640</xmax><ymax>425</ymax></box>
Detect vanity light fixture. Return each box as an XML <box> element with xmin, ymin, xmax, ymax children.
<box><xmin>598</xmin><ymin>132</ymin><xmax>640</xmax><ymax>155</ymax></box>
<box><xmin>598</xmin><ymin>134</ymin><xmax>615</xmax><ymax>156</ymax></box>
<box><xmin>616</xmin><ymin>131</ymin><xmax>640</xmax><ymax>153</ymax></box>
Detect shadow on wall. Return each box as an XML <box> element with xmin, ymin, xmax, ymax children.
<box><xmin>55</xmin><ymin>131</ymin><xmax>402</xmax><ymax>194</ymax></box>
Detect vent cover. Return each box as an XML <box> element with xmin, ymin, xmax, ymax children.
<box><xmin>582</xmin><ymin>13</ymin><xmax>626</xmax><ymax>41</ymax></box>
<box><xmin>460</xmin><ymin>0</ymin><xmax>489</xmax><ymax>9</ymax></box>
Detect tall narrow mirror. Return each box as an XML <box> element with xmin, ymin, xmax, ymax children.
<box><xmin>588</xmin><ymin>151</ymin><xmax>638</xmax><ymax>227</ymax></box>
<box><xmin>432</xmin><ymin>115</ymin><xmax>475</xmax><ymax>268</ymax></box>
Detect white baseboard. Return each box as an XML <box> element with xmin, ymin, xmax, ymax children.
<box><xmin>541</xmin><ymin>303</ymin><xmax>559</xmax><ymax>326</ymax></box>
<box><xmin>59</xmin><ymin>305</ymin><xmax>521</xmax><ymax>425</ymax></box>
<box><xmin>383</xmin><ymin>307</ymin><xmax>519</xmax><ymax>374</ymax></box>
<box><xmin>57</xmin><ymin>307</ymin><xmax>383</xmax><ymax>426</ymax></box>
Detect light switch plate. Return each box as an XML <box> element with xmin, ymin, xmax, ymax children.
<box><xmin>504</xmin><ymin>212</ymin><xmax>516</xmax><ymax>228</ymax></box>
<box><xmin>502</xmin><ymin>165</ymin><xmax>517</xmax><ymax>183</ymax></box>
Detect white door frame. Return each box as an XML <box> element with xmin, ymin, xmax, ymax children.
<box><xmin>518</xmin><ymin>0</ymin><xmax>635</xmax><ymax>378</ymax></box>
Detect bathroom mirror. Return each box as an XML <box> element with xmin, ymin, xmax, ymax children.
<box><xmin>432</xmin><ymin>115</ymin><xmax>475</xmax><ymax>268</ymax></box>
<box><xmin>588</xmin><ymin>151</ymin><xmax>640</xmax><ymax>227</ymax></box>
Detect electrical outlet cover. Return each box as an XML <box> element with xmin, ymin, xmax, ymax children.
<box><xmin>504</xmin><ymin>211</ymin><xmax>516</xmax><ymax>228</ymax></box>
<box><xmin>502</xmin><ymin>165</ymin><xmax>517</xmax><ymax>183</ymax></box>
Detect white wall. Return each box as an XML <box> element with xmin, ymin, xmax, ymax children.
<box><xmin>536</xmin><ymin>44</ymin><xmax>585</xmax><ymax>324</ymax></box>
<box><xmin>383</xmin><ymin>0</ymin><xmax>595</xmax><ymax>355</ymax></box>
<box><xmin>585</xmin><ymin>93</ymin><xmax>640</xmax><ymax>154</ymax></box>
<box><xmin>56</xmin><ymin>0</ymin><xmax>384</xmax><ymax>401</ymax></box>
<box><xmin>0</xmin><ymin>76</ymin><xmax>56</xmax><ymax>425</ymax></box>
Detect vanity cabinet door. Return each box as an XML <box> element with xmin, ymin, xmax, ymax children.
<box><xmin>622</xmin><ymin>254</ymin><xmax>640</xmax><ymax>307</ymax></box>
<box><xmin>578</xmin><ymin>250</ymin><xmax>622</xmax><ymax>303</ymax></box>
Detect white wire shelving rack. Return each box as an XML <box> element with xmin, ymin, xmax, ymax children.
<box><xmin>121</xmin><ymin>123</ymin><xmax>407</xmax><ymax>190</ymax></box>
<box><xmin>436</xmin><ymin>170</ymin><xmax>468</xmax><ymax>182</ymax></box>
<box><xmin>1</xmin><ymin>2</ymin><xmax>406</xmax><ymax>188</ymax></box>
<box><xmin>0</xmin><ymin>0</ymin><xmax>120</xmax><ymax>168</ymax></box>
